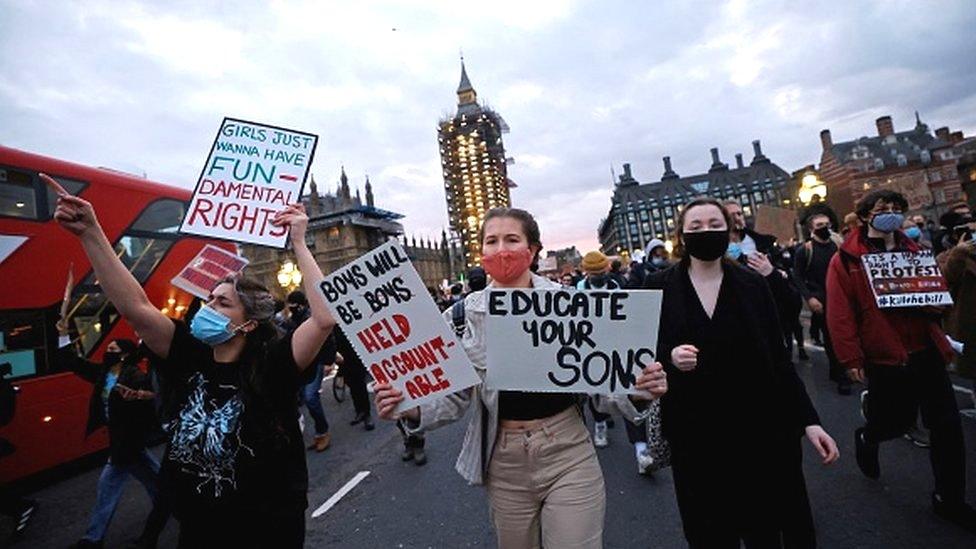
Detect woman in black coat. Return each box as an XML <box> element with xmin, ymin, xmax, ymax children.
<box><xmin>644</xmin><ymin>197</ymin><xmax>839</xmax><ymax>548</ymax></box>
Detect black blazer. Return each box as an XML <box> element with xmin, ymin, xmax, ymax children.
<box><xmin>643</xmin><ymin>262</ymin><xmax>820</xmax><ymax>447</ymax></box>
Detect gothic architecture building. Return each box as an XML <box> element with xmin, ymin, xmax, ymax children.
<box><xmin>438</xmin><ymin>61</ymin><xmax>512</xmax><ymax>269</ymax></box>
<box><xmin>599</xmin><ymin>141</ymin><xmax>791</xmax><ymax>257</ymax></box>
<box><xmin>241</xmin><ymin>170</ymin><xmax>460</xmax><ymax>298</ymax></box>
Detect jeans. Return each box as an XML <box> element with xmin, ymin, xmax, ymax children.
<box><xmin>83</xmin><ymin>449</ymin><xmax>160</xmax><ymax>542</ymax></box>
<box><xmin>301</xmin><ymin>362</ymin><xmax>330</xmax><ymax>435</ymax></box>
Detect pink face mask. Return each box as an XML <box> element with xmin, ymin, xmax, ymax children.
<box><xmin>481</xmin><ymin>248</ymin><xmax>534</xmax><ymax>285</ymax></box>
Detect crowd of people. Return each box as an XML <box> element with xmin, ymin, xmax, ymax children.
<box><xmin>33</xmin><ymin>169</ymin><xmax>976</xmax><ymax>547</ymax></box>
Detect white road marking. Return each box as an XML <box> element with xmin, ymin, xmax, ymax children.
<box><xmin>311</xmin><ymin>471</ymin><xmax>371</xmax><ymax>519</ymax></box>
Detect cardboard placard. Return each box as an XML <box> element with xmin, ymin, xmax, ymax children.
<box><xmin>861</xmin><ymin>250</ymin><xmax>953</xmax><ymax>308</ymax></box>
<box><xmin>179</xmin><ymin>118</ymin><xmax>318</xmax><ymax>248</ymax></box>
<box><xmin>485</xmin><ymin>288</ymin><xmax>662</xmax><ymax>394</ymax></box>
<box><xmin>753</xmin><ymin>204</ymin><xmax>797</xmax><ymax>245</ymax></box>
<box><xmin>317</xmin><ymin>240</ymin><xmax>480</xmax><ymax>412</ymax></box>
<box><xmin>170</xmin><ymin>244</ymin><xmax>250</xmax><ymax>299</ymax></box>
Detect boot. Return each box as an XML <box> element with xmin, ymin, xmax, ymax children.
<box><xmin>855</xmin><ymin>427</ymin><xmax>880</xmax><ymax>479</ymax></box>
<box><xmin>413</xmin><ymin>448</ymin><xmax>428</xmax><ymax>466</ymax></box>
<box><xmin>309</xmin><ymin>433</ymin><xmax>331</xmax><ymax>452</ymax></box>
<box><xmin>401</xmin><ymin>445</ymin><xmax>415</xmax><ymax>462</ymax></box>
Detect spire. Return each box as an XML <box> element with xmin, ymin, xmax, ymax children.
<box><xmin>355</xmin><ymin>187</ymin><xmax>361</xmax><ymax>204</ymax></box>
<box><xmin>340</xmin><ymin>166</ymin><xmax>350</xmax><ymax>200</ymax></box>
<box><xmin>307</xmin><ymin>174</ymin><xmax>321</xmax><ymax>214</ymax></box>
<box><xmin>309</xmin><ymin>173</ymin><xmax>318</xmax><ymax>196</ymax></box>
<box><xmin>365</xmin><ymin>175</ymin><xmax>374</xmax><ymax>207</ymax></box>
<box><xmin>456</xmin><ymin>57</ymin><xmax>477</xmax><ymax>105</ymax></box>
<box><xmin>914</xmin><ymin>110</ymin><xmax>928</xmax><ymax>132</ymax></box>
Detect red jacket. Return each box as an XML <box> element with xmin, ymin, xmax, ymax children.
<box><xmin>826</xmin><ymin>228</ymin><xmax>954</xmax><ymax>371</ymax></box>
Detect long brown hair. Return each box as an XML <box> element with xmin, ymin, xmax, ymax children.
<box><xmin>673</xmin><ymin>197</ymin><xmax>734</xmax><ymax>263</ymax></box>
<box><xmin>478</xmin><ymin>207</ymin><xmax>544</xmax><ymax>270</ymax></box>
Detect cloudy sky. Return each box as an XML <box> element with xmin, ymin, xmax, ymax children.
<box><xmin>3</xmin><ymin>0</ymin><xmax>975</xmax><ymax>254</ymax></box>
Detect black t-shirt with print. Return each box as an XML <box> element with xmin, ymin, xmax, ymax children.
<box><xmin>159</xmin><ymin>320</ymin><xmax>313</xmax><ymax>519</ymax></box>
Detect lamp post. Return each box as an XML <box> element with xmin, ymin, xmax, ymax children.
<box><xmin>793</xmin><ymin>167</ymin><xmax>831</xmax><ymax>241</ymax></box>
<box><xmin>277</xmin><ymin>260</ymin><xmax>302</xmax><ymax>293</ymax></box>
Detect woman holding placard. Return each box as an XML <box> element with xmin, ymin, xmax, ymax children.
<box><xmin>644</xmin><ymin>197</ymin><xmax>839</xmax><ymax>548</ymax></box>
<box><xmin>374</xmin><ymin>207</ymin><xmax>668</xmax><ymax>548</ymax></box>
<box><xmin>45</xmin><ymin>174</ymin><xmax>336</xmax><ymax>548</ymax></box>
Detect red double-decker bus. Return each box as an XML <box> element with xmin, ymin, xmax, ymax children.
<box><xmin>0</xmin><ymin>145</ymin><xmax>234</xmax><ymax>482</ymax></box>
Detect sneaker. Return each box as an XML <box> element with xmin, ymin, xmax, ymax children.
<box><xmin>903</xmin><ymin>424</ymin><xmax>931</xmax><ymax>449</ymax></box>
<box><xmin>593</xmin><ymin>422</ymin><xmax>609</xmax><ymax>448</ymax></box>
<box><xmin>637</xmin><ymin>450</ymin><xmax>655</xmax><ymax>475</ymax></box>
<box><xmin>854</xmin><ymin>428</ymin><xmax>880</xmax><ymax>480</ymax></box>
<box><xmin>413</xmin><ymin>448</ymin><xmax>428</xmax><ymax>466</ymax></box>
<box><xmin>309</xmin><ymin>433</ymin><xmax>331</xmax><ymax>452</ymax></box>
<box><xmin>933</xmin><ymin>493</ymin><xmax>976</xmax><ymax>533</ymax></box>
<box><xmin>350</xmin><ymin>412</ymin><xmax>367</xmax><ymax>425</ymax></box>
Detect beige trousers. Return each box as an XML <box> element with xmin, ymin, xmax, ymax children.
<box><xmin>486</xmin><ymin>406</ymin><xmax>606</xmax><ymax>549</ymax></box>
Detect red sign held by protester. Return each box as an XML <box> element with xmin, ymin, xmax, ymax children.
<box><xmin>170</xmin><ymin>244</ymin><xmax>249</xmax><ymax>299</ymax></box>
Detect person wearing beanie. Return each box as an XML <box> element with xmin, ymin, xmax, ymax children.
<box><xmin>467</xmin><ymin>267</ymin><xmax>488</xmax><ymax>293</ymax></box>
<box><xmin>576</xmin><ymin>251</ymin><xmax>620</xmax><ymax>290</ymax></box>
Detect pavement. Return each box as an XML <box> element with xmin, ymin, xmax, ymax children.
<box><xmin>3</xmin><ymin>344</ymin><xmax>976</xmax><ymax>548</ymax></box>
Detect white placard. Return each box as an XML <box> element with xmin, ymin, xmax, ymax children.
<box><xmin>861</xmin><ymin>250</ymin><xmax>953</xmax><ymax>308</ymax></box>
<box><xmin>486</xmin><ymin>288</ymin><xmax>662</xmax><ymax>394</ymax></box>
<box><xmin>317</xmin><ymin>240</ymin><xmax>480</xmax><ymax>413</ymax></box>
<box><xmin>179</xmin><ymin>117</ymin><xmax>318</xmax><ymax>248</ymax></box>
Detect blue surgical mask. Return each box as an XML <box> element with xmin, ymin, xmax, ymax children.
<box><xmin>651</xmin><ymin>257</ymin><xmax>668</xmax><ymax>267</ymax></box>
<box><xmin>905</xmin><ymin>226</ymin><xmax>922</xmax><ymax>241</ymax></box>
<box><xmin>870</xmin><ymin>212</ymin><xmax>904</xmax><ymax>234</ymax></box>
<box><xmin>726</xmin><ymin>241</ymin><xmax>743</xmax><ymax>260</ymax></box>
<box><xmin>190</xmin><ymin>305</ymin><xmax>240</xmax><ymax>346</ymax></box>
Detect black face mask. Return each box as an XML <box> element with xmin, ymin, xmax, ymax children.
<box><xmin>588</xmin><ymin>274</ymin><xmax>608</xmax><ymax>288</ymax></box>
<box><xmin>813</xmin><ymin>227</ymin><xmax>831</xmax><ymax>241</ymax></box>
<box><xmin>102</xmin><ymin>351</ymin><xmax>123</xmax><ymax>366</ymax></box>
<box><xmin>682</xmin><ymin>230</ymin><xmax>730</xmax><ymax>261</ymax></box>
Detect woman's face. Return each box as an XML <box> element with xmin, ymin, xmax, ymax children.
<box><xmin>482</xmin><ymin>216</ymin><xmax>536</xmax><ymax>258</ymax></box>
<box><xmin>207</xmin><ymin>282</ymin><xmax>249</xmax><ymax>328</ymax></box>
<box><xmin>682</xmin><ymin>204</ymin><xmax>728</xmax><ymax>236</ymax></box>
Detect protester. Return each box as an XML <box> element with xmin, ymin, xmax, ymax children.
<box><xmin>46</xmin><ymin>174</ymin><xmax>336</xmax><ymax>547</ymax></box>
<box><xmin>608</xmin><ymin>258</ymin><xmax>627</xmax><ymax>288</ymax></box>
<box><xmin>794</xmin><ymin>213</ymin><xmax>850</xmax><ymax>394</ymax></box>
<box><xmin>468</xmin><ymin>266</ymin><xmax>488</xmax><ymax>293</ymax></box>
<box><xmin>934</xmin><ymin>202</ymin><xmax>973</xmax><ymax>255</ymax></box>
<box><xmin>374</xmin><ymin>207</ymin><xmax>667</xmax><ymax>548</ymax></box>
<box><xmin>724</xmin><ymin>200</ymin><xmax>804</xmax><ymax>358</ymax></box>
<box><xmin>842</xmin><ymin>212</ymin><xmax>861</xmax><ymax>238</ymax></box>
<box><xmin>936</xmin><ymin>210</ymin><xmax>976</xmax><ymax>380</ymax></box>
<box><xmin>903</xmin><ymin>217</ymin><xmax>930</xmax><ymax>248</ymax></box>
<box><xmin>826</xmin><ymin>188</ymin><xmax>976</xmax><ymax>531</ymax></box>
<box><xmin>282</xmin><ymin>291</ymin><xmax>337</xmax><ymax>453</ymax></box>
<box><xmin>333</xmin><ymin>332</ymin><xmax>375</xmax><ymax>431</ymax></box>
<box><xmin>0</xmin><ymin>361</ymin><xmax>37</xmax><ymax>541</ymax></box>
<box><xmin>644</xmin><ymin>197</ymin><xmax>838</xmax><ymax>546</ymax></box>
<box><xmin>559</xmin><ymin>272</ymin><xmax>574</xmax><ymax>287</ymax></box>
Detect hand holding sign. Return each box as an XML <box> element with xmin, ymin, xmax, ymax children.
<box><xmin>43</xmin><ymin>173</ymin><xmax>99</xmax><ymax>237</ymax></box>
<box><xmin>270</xmin><ymin>203</ymin><xmax>309</xmax><ymax>247</ymax></box>
<box><xmin>373</xmin><ymin>383</ymin><xmax>419</xmax><ymax>422</ymax></box>
<box><xmin>633</xmin><ymin>361</ymin><xmax>667</xmax><ymax>399</ymax></box>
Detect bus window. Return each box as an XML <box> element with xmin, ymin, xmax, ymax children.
<box><xmin>0</xmin><ymin>310</ymin><xmax>47</xmax><ymax>379</ymax></box>
<box><xmin>63</xmin><ymin>199</ymin><xmax>184</xmax><ymax>358</ymax></box>
<box><xmin>0</xmin><ymin>166</ymin><xmax>86</xmax><ymax>220</ymax></box>
<box><xmin>0</xmin><ymin>167</ymin><xmax>39</xmax><ymax>219</ymax></box>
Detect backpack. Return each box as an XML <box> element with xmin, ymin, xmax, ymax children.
<box><xmin>450</xmin><ymin>299</ymin><xmax>466</xmax><ymax>338</ymax></box>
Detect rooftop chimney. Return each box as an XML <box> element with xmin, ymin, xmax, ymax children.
<box><xmin>662</xmin><ymin>156</ymin><xmax>679</xmax><ymax>179</ymax></box>
<box><xmin>709</xmin><ymin>147</ymin><xmax>727</xmax><ymax>171</ymax></box>
<box><xmin>735</xmin><ymin>153</ymin><xmax>744</xmax><ymax>169</ymax></box>
<box><xmin>876</xmin><ymin>115</ymin><xmax>894</xmax><ymax>138</ymax></box>
<box><xmin>623</xmin><ymin>163</ymin><xmax>632</xmax><ymax>178</ymax></box>
<box><xmin>820</xmin><ymin>129</ymin><xmax>833</xmax><ymax>151</ymax></box>
<box><xmin>751</xmin><ymin>140</ymin><xmax>768</xmax><ymax>164</ymax></box>
<box><xmin>935</xmin><ymin>127</ymin><xmax>950</xmax><ymax>141</ymax></box>
<box><xmin>950</xmin><ymin>131</ymin><xmax>964</xmax><ymax>144</ymax></box>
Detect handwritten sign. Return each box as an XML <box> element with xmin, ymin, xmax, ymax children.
<box><xmin>179</xmin><ymin>118</ymin><xmax>318</xmax><ymax>248</ymax></box>
<box><xmin>754</xmin><ymin>204</ymin><xmax>797</xmax><ymax>245</ymax></box>
<box><xmin>861</xmin><ymin>250</ymin><xmax>953</xmax><ymax>308</ymax></box>
<box><xmin>317</xmin><ymin>240</ymin><xmax>480</xmax><ymax>412</ymax></box>
<box><xmin>170</xmin><ymin>245</ymin><xmax>249</xmax><ymax>299</ymax></box>
<box><xmin>485</xmin><ymin>289</ymin><xmax>662</xmax><ymax>394</ymax></box>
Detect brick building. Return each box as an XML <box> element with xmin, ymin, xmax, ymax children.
<box><xmin>818</xmin><ymin>113</ymin><xmax>969</xmax><ymax>218</ymax></box>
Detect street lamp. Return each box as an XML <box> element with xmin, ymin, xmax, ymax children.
<box><xmin>277</xmin><ymin>260</ymin><xmax>302</xmax><ymax>291</ymax></box>
<box><xmin>798</xmin><ymin>171</ymin><xmax>827</xmax><ymax>206</ymax></box>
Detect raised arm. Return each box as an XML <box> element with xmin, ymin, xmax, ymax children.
<box><xmin>271</xmin><ymin>203</ymin><xmax>336</xmax><ymax>372</ymax></box>
<box><xmin>44</xmin><ymin>174</ymin><xmax>175</xmax><ymax>358</ymax></box>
